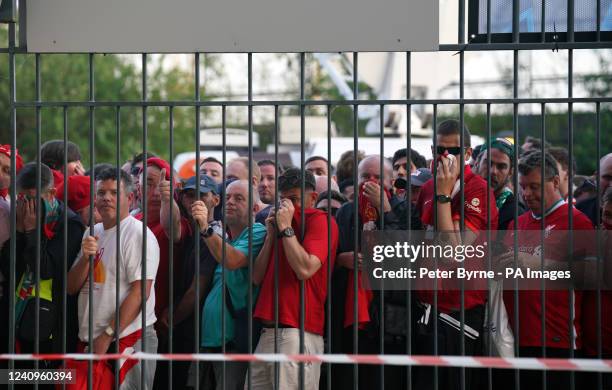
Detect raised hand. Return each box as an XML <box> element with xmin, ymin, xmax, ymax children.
<box><xmin>82</xmin><ymin>235</ymin><xmax>99</xmax><ymax>258</ymax></box>
<box><xmin>22</xmin><ymin>198</ymin><xmax>37</xmax><ymax>232</ymax></box>
<box><xmin>191</xmin><ymin>200</ymin><xmax>209</xmax><ymax>231</ymax></box>
<box><xmin>158</xmin><ymin>168</ymin><xmax>172</xmax><ymax>203</ymax></box>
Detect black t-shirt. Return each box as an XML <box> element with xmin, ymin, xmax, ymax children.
<box><xmin>175</xmin><ymin>220</ymin><xmax>221</xmax><ymax>307</ymax></box>
<box><xmin>576</xmin><ymin>195</ymin><xmax>599</xmax><ymax>227</ymax></box>
<box><xmin>255</xmin><ymin>204</ymin><xmax>273</xmax><ymax>226</ymax></box>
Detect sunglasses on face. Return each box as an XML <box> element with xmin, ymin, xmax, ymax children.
<box><xmin>435</xmin><ymin>146</ymin><xmax>462</xmax><ymax>156</ymax></box>
<box><xmin>131</xmin><ymin>167</ymin><xmax>142</xmax><ymax>176</ymax></box>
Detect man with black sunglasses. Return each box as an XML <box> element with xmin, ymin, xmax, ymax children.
<box><xmin>413</xmin><ymin>119</ymin><xmax>498</xmax><ymax>390</ymax></box>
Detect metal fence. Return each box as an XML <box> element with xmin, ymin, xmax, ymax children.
<box><xmin>1</xmin><ymin>0</ymin><xmax>612</xmax><ymax>390</ymax></box>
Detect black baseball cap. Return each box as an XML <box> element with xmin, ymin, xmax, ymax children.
<box><xmin>182</xmin><ymin>174</ymin><xmax>218</xmax><ymax>194</ymax></box>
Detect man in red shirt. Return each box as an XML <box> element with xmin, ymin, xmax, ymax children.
<box><xmin>136</xmin><ymin>157</ymin><xmax>189</xmax><ymax>388</ymax></box>
<box><xmin>252</xmin><ymin>167</ymin><xmax>339</xmax><ymax>390</ymax></box>
<box><xmin>501</xmin><ymin>150</ymin><xmax>594</xmax><ymax>390</ymax></box>
<box><xmin>414</xmin><ymin>119</ymin><xmax>498</xmax><ymax>390</ymax></box>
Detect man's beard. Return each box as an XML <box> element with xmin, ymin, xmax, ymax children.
<box><xmin>492</xmin><ymin>177</ymin><xmax>508</xmax><ymax>193</ymax></box>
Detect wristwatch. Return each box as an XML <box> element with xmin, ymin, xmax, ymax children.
<box><xmin>202</xmin><ymin>225</ymin><xmax>215</xmax><ymax>238</ymax></box>
<box><xmin>278</xmin><ymin>227</ymin><xmax>295</xmax><ymax>239</ymax></box>
<box><xmin>435</xmin><ymin>194</ymin><xmax>452</xmax><ymax>203</ymax></box>
<box><xmin>104</xmin><ymin>325</ymin><xmax>115</xmax><ymax>338</ymax></box>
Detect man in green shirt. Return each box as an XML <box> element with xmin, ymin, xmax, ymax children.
<box><xmin>192</xmin><ymin>179</ymin><xmax>266</xmax><ymax>390</ymax></box>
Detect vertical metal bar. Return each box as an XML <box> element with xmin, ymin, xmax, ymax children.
<box><xmin>378</xmin><ymin>104</ymin><xmax>385</xmax><ymax>390</ymax></box>
<box><xmin>87</xmin><ymin>52</ymin><xmax>95</xmax><ymax>390</ymax></box>
<box><xmin>62</xmin><ymin>106</ymin><xmax>69</xmax><ymax>390</ymax></box>
<box><xmin>512</xmin><ymin>0</ymin><xmax>520</xmax><ymax>43</ymax></box>
<box><xmin>247</xmin><ymin>51</ymin><xmax>255</xmax><ymax>390</ymax></box>
<box><xmin>299</xmin><ymin>51</ymin><xmax>306</xmax><ymax>390</ymax></box>
<box><xmin>485</xmin><ymin>103</ymin><xmax>492</xmax><ymax>390</ymax></box>
<box><xmin>432</xmin><ymin>103</ymin><xmax>439</xmax><ymax>390</ymax></box>
<box><xmin>273</xmin><ymin>104</ymin><xmax>280</xmax><ymax>390</ymax></box>
<box><xmin>431</xmin><ymin>104</ymin><xmax>439</xmax><ymax>390</ymax></box>
<box><xmin>325</xmin><ymin>104</ymin><xmax>332</xmax><ymax>390</ymax></box>
<box><xmin>595</xmin><ymin>102</ymin><xmax>602</xmax><ymax>390</ymax></box>
<box><xmin>140</xmin><ymin>52</ymin><xmax>148</xmax><ymax>390</ymax></box>
<box><xmin>541</xmin><ymin>0</ymin><xmax>547</xmax><ymax>42</ymax></box>
<box><xmin>567</xmin><ymin>0</ymin><xmax>575</xmax><ymax>42</ymax></box>
<box><xmin>34</xmin><ymin>53</ymin><xmax>41</xmax><ymax>385</ymax></box>
<box><xmin>221</xmin><ymin>103</ymin><xmax>227</xmax><ymax>390</ymax></box>
<box><xmin>540</xmin><ymin>102</ymin><xmax>547</xmax><ymax>390</ymax></box>
<box><xmin>193</xmin><ymin>52</ymin><xmax>201</xmax><ymax>390</ymax></box>
<box><xmin>512</xmin><ymin>47</ymin><xmax>520</xmax><ymax>390</ymax></box>
<box><xmin>7</xmin><ymin>22</ymin><xmax>16</xmax><ymax>388</ymax></box>
<box><xmin>459</xmin><ymin>0</ymin><xmax>465</xmax><ymax>43</ymax></box>
<box><xmin>567</xmin><ymin>47</ymin><xmax>576</xmax><ymax>390</ymax></box>
<box><xmin>597</xmin><ymin>0</ymin><xmax>601</xmax><ymax>41</ymax></box>
<box><xmin>168</xmin><ymin>105</ymin><xmax>175</xmax><ymax>390</ymax></box>
<box><xmin>114</xmin><ymin>106</ymin><xmax>122</xmax><ymax>390</ymax></box>
<box><xmin>459</xmin><ymin>48</ymin><xmax>466</xmax><ymax>390</ymax></box>
<box><xmin>352</xmin><ymin>51</ymin><xmax>359</xmax><ymax>390</ymax></box>
<box><xmin>486</xmin><ymin>0</ymin><xmax>492</xmax><ymax>42</ymax></box>
<box><xmin>405</xmin><ymin>51</ymin><xmax>413</xmax><ymax>390</ymax></box>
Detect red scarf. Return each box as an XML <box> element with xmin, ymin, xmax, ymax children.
<box><xmin>75</xmin><ymin>328</ymin><xmax>143</xmax><ymax>385</ymax></box>
<box><xmin>42</xmin><ymin>198</ymin><xmax>61</xmax><ymax>240</ymax></box>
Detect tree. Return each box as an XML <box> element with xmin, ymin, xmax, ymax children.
<box><xmin>0</xmin><ymin>52</ymin><xmax>223</xmax><ymax>166</ymax></box>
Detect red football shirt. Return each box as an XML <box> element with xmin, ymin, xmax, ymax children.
<box><xmin>254</xmin><ymin>208</ymin><xmax>339</xmax><ymax>336</ymax></box>
<box><xmin>503</xmin><ymin>201</ymin><xmax>594</xmax><ymax>349</ymax></box>
<box><xmin>136</xmin><ymin>213</ymin><xmax>190</xmax><ymax>318</ymax></box>
<box><xmin>416</xmin><ymin>164</ymin><xmax>499</xmax><ymax>313</ymax></box>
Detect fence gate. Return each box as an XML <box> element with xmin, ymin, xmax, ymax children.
<box><xmin>0</xmin><ymin>1</ymin><xmax>611</xmax><ymax>390</ymax></box>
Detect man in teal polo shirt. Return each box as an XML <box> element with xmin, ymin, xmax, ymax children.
<box><xmin>191</xmin><ymin>179</ymin><xmax>266</xmax><ymax>390</ymax></box>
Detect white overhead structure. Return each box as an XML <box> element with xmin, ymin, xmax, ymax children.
<box><xmin>26</xmin><ymin>0</ymin><xmax>438</xmax><ymax>53</ymax></box>
<box><xmin>313</xmin><ymin>52</ymin><xmax>429</xmax><ymax>137</ymax></box>
<box><xmin>199</xmin><ymin>128</ymin><xmax>260</xmax><ymax>149</ymax></box>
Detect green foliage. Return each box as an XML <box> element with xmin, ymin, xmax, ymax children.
<box><xmin>0</xmin><ymin>53</ymin><xmax>221</xmax><ymax>166</ymax></box>
<box><xmin>440</xmin><ymin>110</ymin><xmax>612</xmax><ymax>175</ymax></box>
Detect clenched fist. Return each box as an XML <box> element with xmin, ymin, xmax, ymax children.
<box><xmin>191</xmin><ymin>200</ymin><xmax>209</xmax><ymax>231</ymax></box>
<box><xmin>275</xmin><ymin>198</ymin><xmax>294</xmax><ymax>232</ymax></box>
<box><xmin>82</xmin><ymin>235</ymin><xmax>99</xmax><ymax>258</ymax></box>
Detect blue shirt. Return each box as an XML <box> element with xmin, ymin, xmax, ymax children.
<box><xmin>201</xmin><ymin>223</ymin><xmax>266</xmax><ymax>347</ymax></box>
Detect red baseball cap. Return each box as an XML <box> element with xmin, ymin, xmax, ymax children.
<box><xmin>146</xmin><ymin>157</ymin><xmax>171</xmax><ymax>180</ymax></box>
<box><xmin>0</xmin><ymin>144</ymin><xmax>23</xmax><ymax>173</ymax></box>
<box><xmin>57</xmin><ymin>175</ymin><xmax>92</xmax><ymax>212</ymax></box>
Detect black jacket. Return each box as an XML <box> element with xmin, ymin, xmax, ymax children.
<box><xmin>0</xmin><ymin>201</ymin><xmax>84</xmax><ymax>353</ymax></box>
<box><xmin>576</xmin><ymin>195</ymin><xmax>599</xmax><ymax>227</ymax></box>
<box><xmin>330</xmin><ymin>200</ymin><xmax>422</xmax><ymax>352</ymax></box>
<box><xmin>498</xmin><ymin>192</ymin><xmax>526</xmax><ymax>231</ymax></box>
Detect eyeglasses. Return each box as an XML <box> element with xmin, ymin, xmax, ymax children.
<box><xmin>435</xmin><ymin>146</ymin><xmax>462</xmax><ymax>156</ymax></box>
<box><xmin>130</xmin><ymin>166</ymin><xmax>142</xmax><ymax>176</ymax></box>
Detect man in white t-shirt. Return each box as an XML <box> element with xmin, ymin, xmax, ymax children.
<box><xmin>67</xmin><ymin>167</ymin><xmax>160</xmax><ymax>389</ymax></box>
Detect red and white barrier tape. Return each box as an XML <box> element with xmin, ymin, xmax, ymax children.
<box><xmin>0</xmin><ymin>353</ymin><xmax>611</xmax><ymax>372</ymax></box>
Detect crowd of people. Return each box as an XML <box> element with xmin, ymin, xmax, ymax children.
<box><xmin>0</xmin><ymin>118</ymin><xmax>609</xmax><ymax>389</ymax></box>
